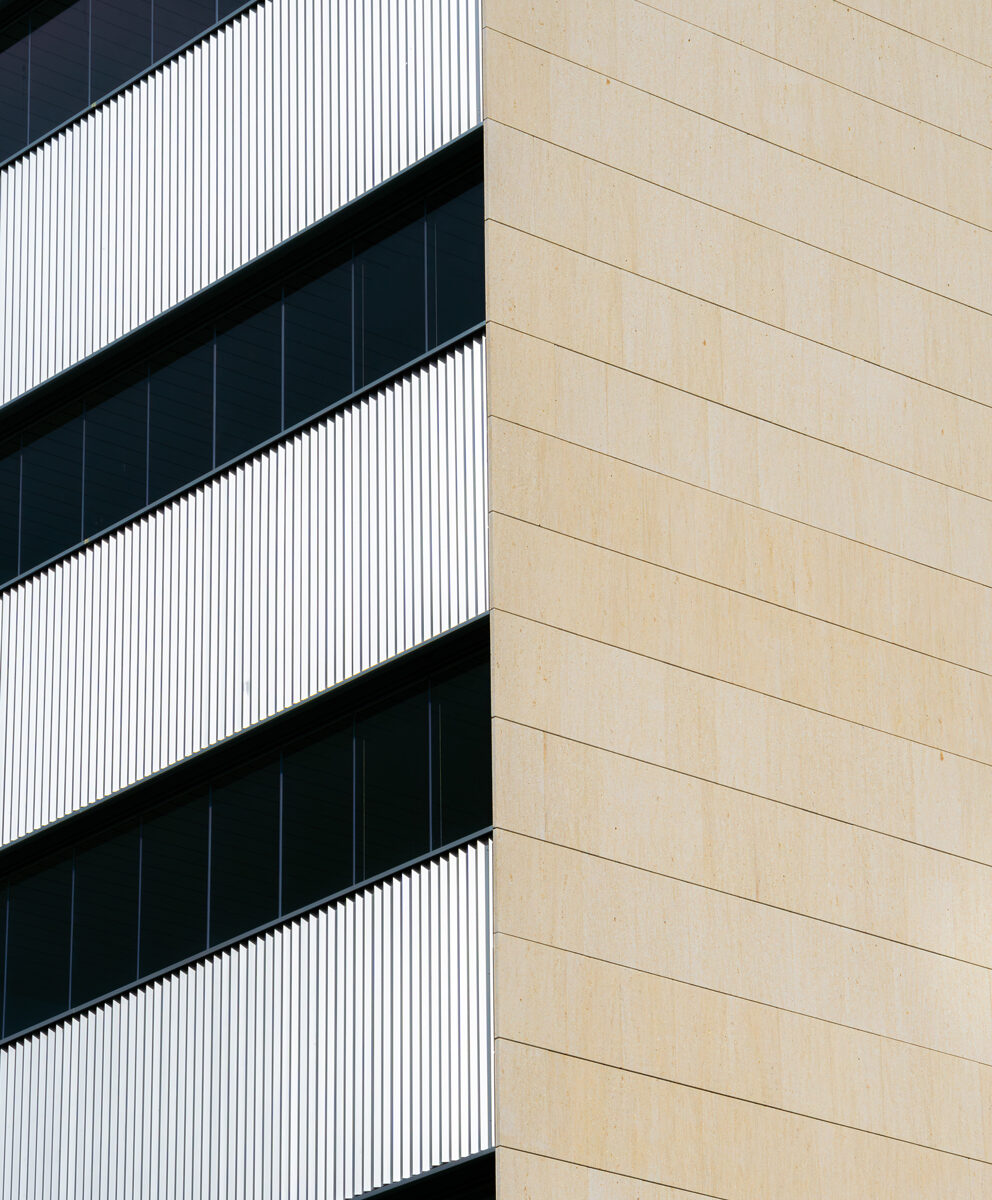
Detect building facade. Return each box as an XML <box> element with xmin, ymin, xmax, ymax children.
<box><xmin>2</xmin><ymin>0</ymin><xmax>990</xmax><ymax>1196</ymax></box>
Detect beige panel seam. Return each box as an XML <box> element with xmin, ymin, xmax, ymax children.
<box><xmin>635</xmin><ymin>0</ymin><xmax>992</xmax><ymax>151</ymax></box>
<box><xmin>494</xmin><ymin>822</ymin><xmax>990</xmax><ymax>971</ymax></box>
<box><xmin>485</xmin><ymin>326</ymin><xmax>992</xmax><ymax>507</ymax></box>
<box><xmin>486</xmin><ymin>215</ymin><xmax>992</xmax><ymax>415</ymax></box>
<box><xmin>483</xmin><ymin>25</ymin><xmax>992</xmax><ymax>236</ymax></box>
<box><xmin>834</xmin><ymin>0</ymin><xmax>992</xmax><ymax>71</ymax></box>
<box><xmin>491</xmin><ymin>608</ymin><xmax>992</xmax><ymax>771</ymax></box>
<box><xmin>495</xmin><ymin>933</ymin><xmax>987</xmax><ymax>1070</ymax></box>
<box><xmin>490</xmin><ymin>430</ymin><xmax>992</xmax><ymax>675</ymax></box>
<box><xmin>493</xmin><ymin>832</ymin><xmax>991</xmax><ymax>1063</ymax></box>
<box><xmin>496</xmin><ymin>937</ymin><xmax>992</xmax><ymax>1162</ymax></box>
<box><xmin>492</xmin><ymin>715</ymin><xmax>992</xmax><ymax>870</ymax></box>
<box><xmin>487</xmin><ymin>116</ymin><xmax>992</xmax><ymax>323</ymax></box>
<box><xmin>497</xmin><ymin>1148</ymin><xmax>727</xmax><ymax>1200</ymax></box>
<box><xmin>496</xmin><ymin>1030</ymin><xmax>990</xmax><ymax>1165</ymax></box>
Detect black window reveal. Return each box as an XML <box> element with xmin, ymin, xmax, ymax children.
<box><xmin>428</xmin><ymin>182</ymin><xmax>485</xmax><ymax>346</ymax></box>
<box><xmin>91</xmin><ymin>0</ymin><xmax>151</xmax><ymax>99</ymax></box>
<box><xmin>138</xmin><ymin>792</ymin><xmax>209</xmax><ymax>978</ymax></box>
<box><xmin>0</xmin><ymin>889</ymin><xmax>5</xmax><ymax>1033</ymax></box>
<box><xmin>148</xmin><ymin>336</ymin><xmax>214</xmax><ymax>503</ymax></box>
<box><xmin>281</xmin><ymin>724</ymin><xmax>354</xmax><ymax>914</ymax></box>
<box><xmin>433</xmin><ymin>661</ymin><xmax>491</xmax><ymax>845</ymax></box>
<box><xmin>0</xmin><ymin>648</ymin><xmax>490</xmax><ymax>1043</ymax></box>
<box><xmin>0</xmin><ymin>0</ymin><xmax>229</xmax><ymax>164</ymax></box>
<box><xmin>28</xmin><ymin>0</ymin><xmax>90</xmax><ymax>143</ymax></box>
<box><xmin>0</xmin><ymin>22</ymin><xmax>29</xmax><ymax>163</ymax></box>
<box><xmin>4</xmin><ymin>856</ymin><xmax>72</xmax><ymax>1036</ymax></box>
<box><xmin>84</xmin><ymin>377</ymin><xmax>149</xmax><ymax>537</ymax></box>
<box><xmin>208</xmin><ymin>759</ymin><xmax>280</xmax><ymax>945</ymax></box>
<box><xmin>19</xmin><ymin>403</ymin><xmax>83</xmax><ymax>574</ymax></box>
<box><xmin>215</xmin><ymin>298</ymin><xmax>282</xmax><ymax>465</ymax></box>
<box><xmin>358</xmin><ymin>688</ymin><xmax>430</xmax><ymax>879</ymax></box>
<box><xmin>357</xmin><ymin>215</ymin><xmax>426</xmax><ymax>386</ymax></box>
<box><xmin>71</xmin><ymin>824</ymin><xmax>140</xmax><ymax>1007</ymax></box>
<box><xmin>0</xmin><ymin>440</ymin><xmax>20</xmax><ymax>584</ymax></box>
<box><xmin>283</xmin><ymin>259</ymin><xmax>353</xmax><ymax>429</ymax></box>
<box><xmin>153</xmin><ymin>0</ymin><xmax>213</xmax><ymax>60</ymax></box>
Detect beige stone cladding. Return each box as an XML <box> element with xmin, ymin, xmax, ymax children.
<box><xmin>484</xmin><ymin>1</ymin><xmax>992</xmax><ymax>1196</ymax></box>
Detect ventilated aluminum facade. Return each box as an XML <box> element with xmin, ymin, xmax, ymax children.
<box><xmin>0</xmin><ymin>336</ymin><xmax>487</xmax><ymax>848</ymax></box>
<box><xmin>0</xmin><ymin>0</ymin><xmax>482</xmax><ymax>406</ymax></box>
<box><xmin>0</xmin><ymin>837</ymin><xmax>493</xmax><ymax>1199</ymax></box>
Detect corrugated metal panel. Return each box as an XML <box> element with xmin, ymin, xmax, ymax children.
<box><xmin>0</xmin><ymin>837</ymin><xmax>494</xmax><ymax>1199</ymax></box>
<box><xmin>0</xmin><ymin>0</ymin><xmax>482</xmax><ymax>407</ymax></box>
<box><xmin>0</xmin><ymin>336</ymin><xmax>488</xmax><ymax>848</ymax></box>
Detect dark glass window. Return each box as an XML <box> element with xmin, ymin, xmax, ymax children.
<box><xmin>357</xmin><ymin>216</ymin><xmax>425</xmax><ymax>386</ymax></box>
<box><xmin>428</xmin><ymin>183</ymin><xmax>485</xmax><ymax>346</ymax></box>
<box><xmin>4</xmin><ymin>856</ymin><xmax>72</xmax><ymax>1036</ymax></box>
<box><xmin>153</xmin><ymin>0</ymin><xmax>213</xmax><ymax>61</ymax></box>
<box><xmin>148</xmin><ymin>336</ymin><xmax>213</xmax><ymax>502</ymax></box>
<box><xmin>0</xmin><ymin>0</ymin><xmax>226</xmax><ymax>161</ymax></box>
<box><xmin>434</xmin><ymin>663</ymin><xmax>491</xmax><ymax>845</ymax></box>
<box><xmin>215</xmin><ymin>299</ymin><xmax>282</xmax><ymax>465</ymax></box>
<box><xmin>282</xmin><ymin>725</ymin><xmax>353</xmax><ymax>913</ymax></box>
<box><xmin>90</xmin><ymin>0</ymin><xmax>151</xmax><ymax>100</ymax></box>
<box><xmin>284</xmin><ymin>259</ymin><xmax>353</xmax><ymax>427</ymax></box>
<box><xmin>29</xmin><ymin>0</ymin><xmax>90</xmax><ymax>142</ymax></box>
<box><xmin>0</xmin><ymin>440</ymin><xmax>20</xmax><ymax>584</ymax></box>
<box><xmin>0</xmin><ymin>174</ymin><xmax>481</xmax><ymax>591</ymax></box>
<box><xmin>0</xmin><ymin>889</ymin><xmax>5</xmax><ymax>1033</ymax></box>
<box><xmin>20</xmin><ymin>403</ymin><xmax>83</xmax><ymax>572</ymax></box>
<box><xmin>0</xmin><ymin>645</ymin><xmax>488</xmax><ymax>1042</ymax></box>
<box><xmin>209</xmin><ymin>758</ymin><xmax>280</xmax><ymax>946</ymax></box>
<box><xmin>0</xmin><ymin>22</ymin><xmax>29</xmax><ymax>162</ymax></box>
<box><xmin>358</xmin><ymin>688</ymin><xmax>429</xmax><ymax>878</ymax></box>
<box><xmin>139</xmin><ymin>792</ymin><xmax>208</xmax><ymax>976</ymax></box>
<box><xmin>71</xmin><ymin>824</ymin><xmax>139</xmax><ymax>1007</ymax></box>
<box><xmin>84</xmin><ymin>376</ymin><xmax>148</xmax><ymax>537</ymax></box>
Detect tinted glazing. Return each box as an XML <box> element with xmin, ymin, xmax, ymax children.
<box><xmin>433</xmin><ymin>663</ymin><xmax>491</xmax><ymax>844</ymax></box>
<box><xmin>153</xmin><ymin>0</ymin><xmax>213</xmax><ymax>59</ymax></box>
<box><xmin>0</xmin><ymin>176</ymin><xmax>481</xmax><ymax>585</ymax></box>
<box><xmin>4</xmin><ymin>856</ymin><xmax>72</xmax><ymax>1035</ymax></box>
<box><xmin>0</xmin><ymin>0</ymin><xmax>222</xmax><ymax>160</ymax></box>
<box><xmin>358</xmin><ymin>217</ymin><xmax>425</xmax><ymax>386</ymax></box>
<box><xmin>282</xmin><ymin>726</ymin><xmax>354</xmax><ymax>913</ymax></box>
<box><xmin>139</xmin><ymin>793</ymin><xmax>208</xmax><ymax>976</ymax></box>
<box><xmin>148</xmin><ymin>337</ymin><xmax>213</xmax><ymax>501</ymax></box>
<box><xmin>84</xmin><ymin>377</ymin><xmax>148</xmax><ymax>537</ymax></box>
<box><xmin>284</xmin><ymin>260</ymin><xmax>353</xmax><ymax>428</ymax></box>
<box><xmin>29</xmin><ymin>0</ymin><xmax>90</xmax><ymax>141</ymax></box>
<box><xmin>20</xmin><ymin>404</ymin><xmax>83</xmax><ymax>572</ymax></box>
<box><xmin>0</xmin><ymin>889</ymin><xmax>5</xmax><ymax>1032</ymax></box>
<box><xmin>209</xmin><ymin>758</ymin><xmax>280</xmax><ymax>945</ymax></box>
<box><xmin>0</xmin><ymin>653</ymin><xmax>489</xmax><ymax>1040</ymax></box>
<box><xmin>359</xmin><ymin>688</ymin><xmax>430</xmax><ymax>878</ymax></box>
<box><xmin>428</xmin><ymin>184</ymin><xmax>485</xmax><ymax>347</ymax></box>
<box><xmin>71</xmin><ymin>825</ymin><xmax>139</xmax><ymax>1006</ymax></box>
<box><xmin>91</xmin><ymin>0</ymin><xmax>151</xmax><ymax>99</ymax></box>
<box><xmin>215</xmin><ymin>299</ymin><xmax>282</xmax><ymax>465</ymax></box>
<box><xmin>0</xmin><ymin>23</ymin><xmax>29</xmax><ymax>162</ymax></box>
<box><xmin>0</xmin><ymin>440</ymin><xmax>20</xmax><ymax>583</ymax></box>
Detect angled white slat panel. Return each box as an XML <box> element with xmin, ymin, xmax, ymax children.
<box><xmin>0</xmin><ymin>838</ymin><xmax>494</xmax><ymax>1199</ymax></box>
<box><xmin>0</xmin><ymin>0</ymin><xmax>482</xmax><ymax>407</ymax></box>
<box><xmin>0</xmin><ymin>336</ymin><xmax>487</xmax><ymax>847</ymax></box>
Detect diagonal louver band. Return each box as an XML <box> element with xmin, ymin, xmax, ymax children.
<box><xmin>0</xmin><ymin>336</ymin><xmax>488</xmax><ymax>847</ymax></box>
<box><xmin>0</xmin><ymin>836</ymin><xmax>494</xmax><ymax>1198</ymax></box>
<box><xmin>0</xmin><ymin>0</ymin><xmax>482</xmax><ymax>406</ymax></box>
